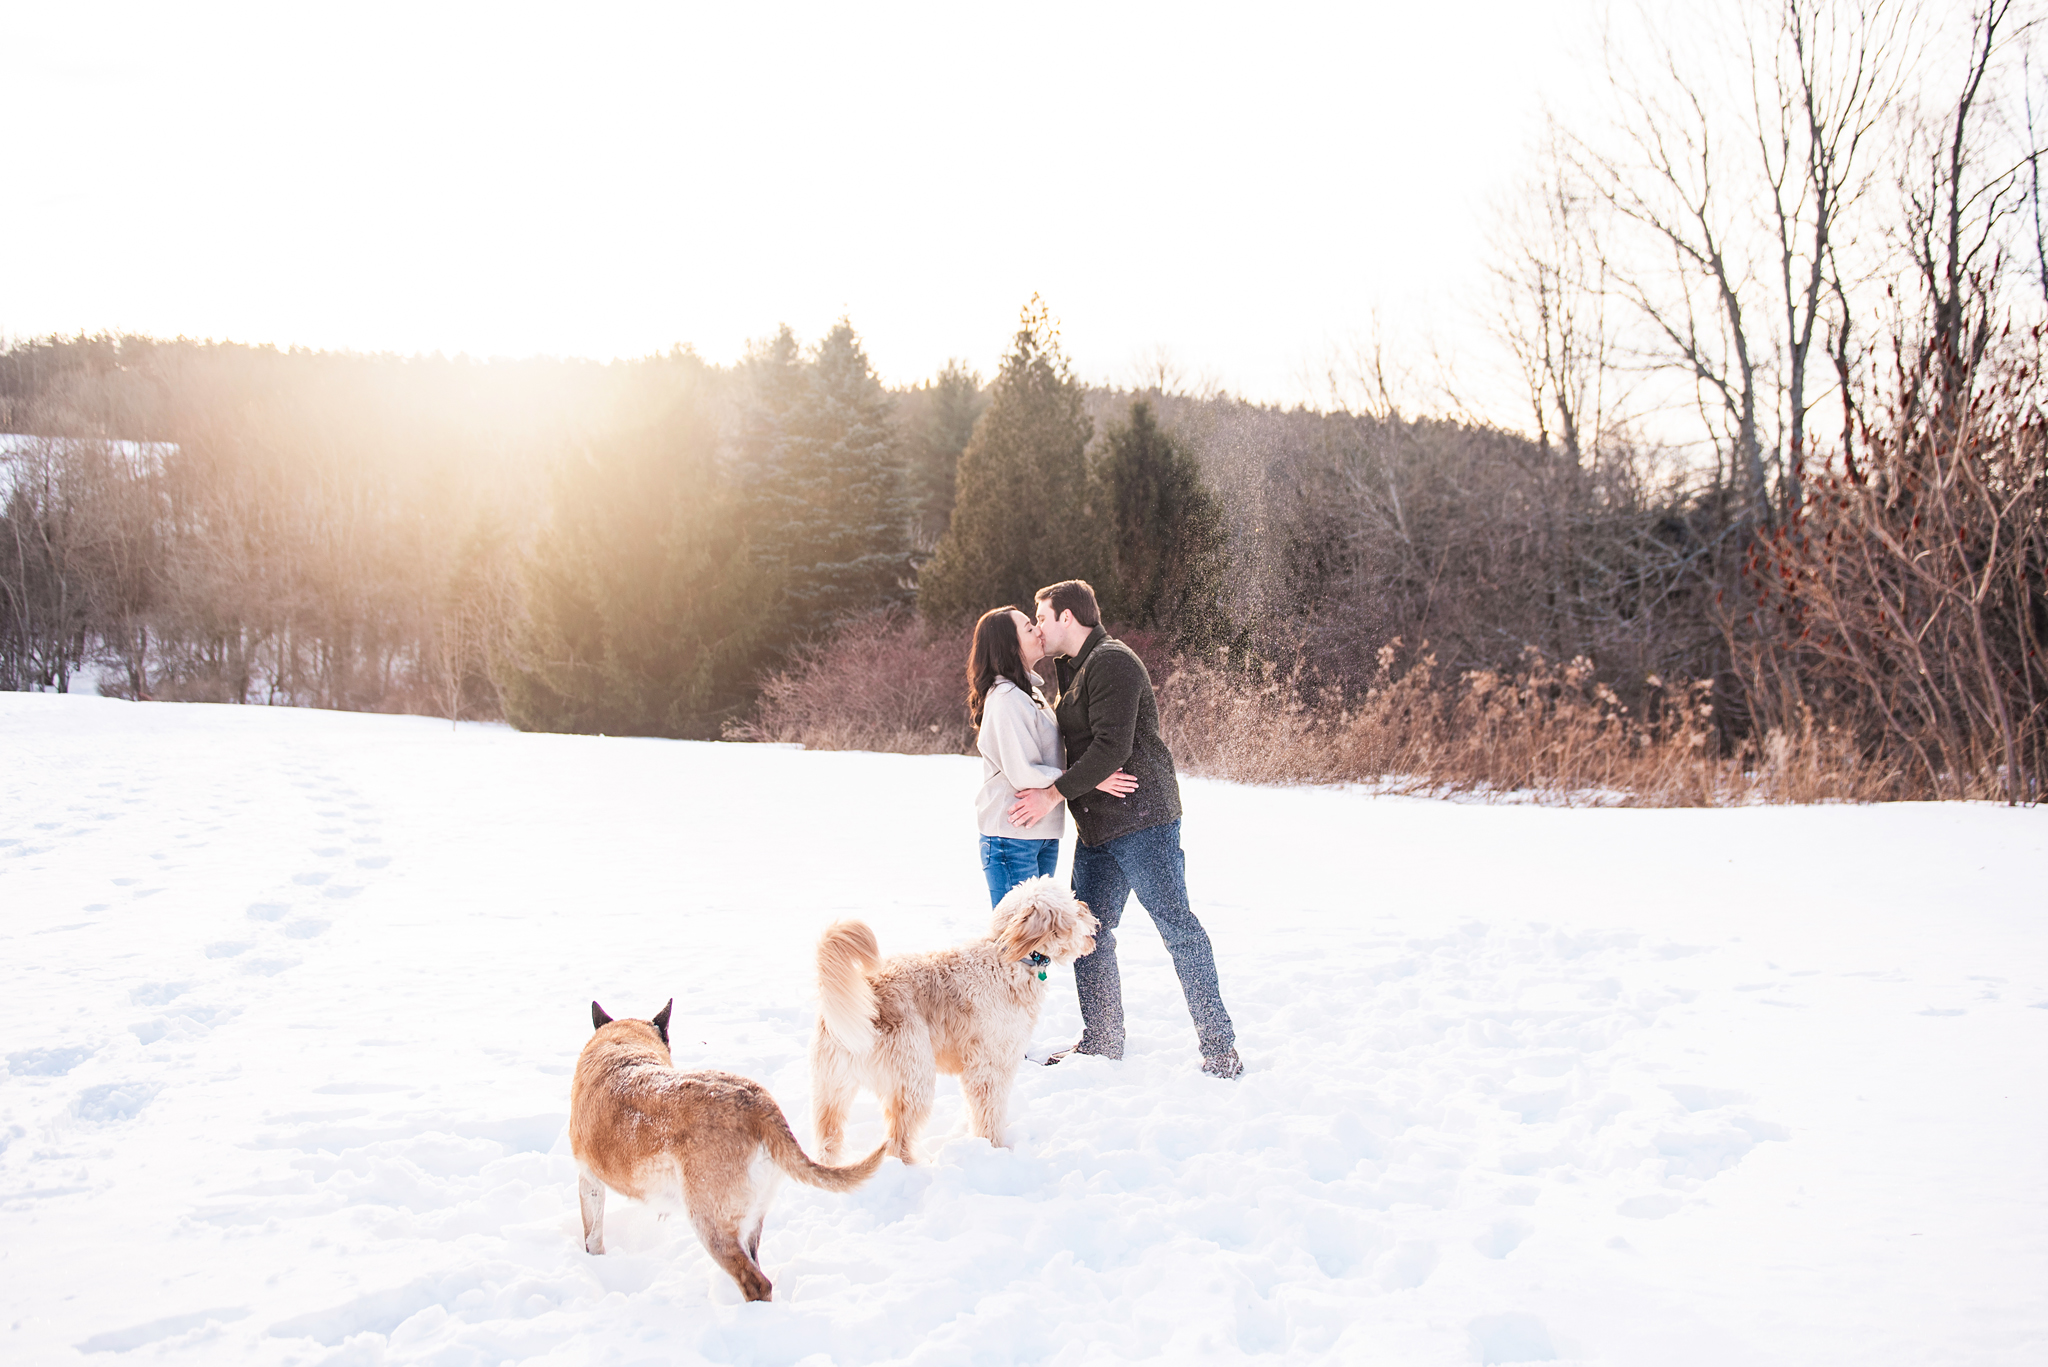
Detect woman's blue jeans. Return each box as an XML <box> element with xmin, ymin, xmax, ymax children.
<box><xmin>980</xmin><ymin>835</ymin><xmax>1059</xmax><ymax>906</ymax></box>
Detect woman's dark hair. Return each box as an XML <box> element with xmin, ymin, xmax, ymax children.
<box><xmin>967</xmin><ymin>606</ymin><xmax>1035</xmax><ymax>729</ymax></box>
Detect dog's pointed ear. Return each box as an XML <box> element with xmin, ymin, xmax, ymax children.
<box><xmin>591</xmin><ymin>1001</ymin><xmax>613</xmax><ymax>1031</ymax></box>
<box><xmin>652</xmin><ymin>998</ymin><xmax>673</xmax><ymax>1045</ymax></box>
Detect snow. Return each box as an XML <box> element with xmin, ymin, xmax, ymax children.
<box><xmin>1</xmin><ymin>692</ymin><xmax>2044</xmax><ymax>1366</ymax></box>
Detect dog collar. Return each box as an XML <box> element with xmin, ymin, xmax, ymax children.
<box><xmin>1027</xmin><ymin>951</ymin><xmax>1050</xmax><ymax>981</ymax></box>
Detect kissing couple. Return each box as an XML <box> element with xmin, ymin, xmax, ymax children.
<box><xmin>966</xmin><ymin>578</ymin><xmax>1241</xmax><ymax>1080</ymax></box>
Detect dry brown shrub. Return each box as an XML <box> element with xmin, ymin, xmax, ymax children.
<box><xmin>726</xmin><ymin>607</ymin><xmax>973</xmax><ymax>754</ymax></box>
<box><xmin>1160</xmin><ymin>641</ymin><xmax>1901</xmax><ymax>806</ymax></box>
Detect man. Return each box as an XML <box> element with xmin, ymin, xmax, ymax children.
<box><xmin>1007</xmin><ymin>579</ymin><xmax>1242</xmax><ymax>1079</ymax></box>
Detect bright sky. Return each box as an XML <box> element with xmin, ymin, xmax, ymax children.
<box><xmin>6</xmin><ymin>1</ymin><xmax>1602</xmax><ymax>412</ymax></box>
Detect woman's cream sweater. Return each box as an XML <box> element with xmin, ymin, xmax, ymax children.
<box><xmin>975</xmin><ymin>673</ymin><xmax>1065</xmax><ymax>839</ymax></box>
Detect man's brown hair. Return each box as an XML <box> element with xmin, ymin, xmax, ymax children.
<box><xmin>1034</xmin><ymin>579</ymin><xmax>1101</xmax><ymax>628</ymax></box>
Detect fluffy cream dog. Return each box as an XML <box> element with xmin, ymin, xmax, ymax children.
<box><xmin>571</xmin><ymin>998</ymin><xmax>885</xmax><ymax>1302</ymax></box>
<box><xmin>811</xmin><ymin>875</ymin><xmax>1098</xmax><ymax>1163</ymax></box>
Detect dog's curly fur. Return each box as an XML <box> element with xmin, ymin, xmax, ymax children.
<box><xmin>811</xmin><ymin>876</ymin><xmax>1098</xmax><ymax>1163</ymax></box>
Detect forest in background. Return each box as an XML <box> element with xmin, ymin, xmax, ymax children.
<box><xmin>4</xmin><ymin>0</ymin><xmax>2043</xmax><ymax>803</ymax></box>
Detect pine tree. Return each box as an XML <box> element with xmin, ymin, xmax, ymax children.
<box><xmin>497</xmin><ymin>371</ymin><xmax>779</xmax><ymax>739</ymax></box>
<box><xmin>919</xmin><ymin>298</ymin><xmax>1108</xmax><ymax>623</ymax></box>
<box><xmin>734</xmin><ymin>321</ymin><xmax>909</xmax><ymax>645</ymax></box>
<box><xmin>1097</xmin><ymin>400</ymin><xmax>1232</xmax><ymax>652</ymax></box>
<box><xmin>905</xmin><ymin>360</ymin><xmax>986</xmax><ymax>549</ymax></box>
<box><xmin>791</xmin><ymin>320</ymin><xmax>912</xmax><ymax>628</ymax></box>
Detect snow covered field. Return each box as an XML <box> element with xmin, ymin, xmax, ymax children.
<box><xmin>1</xmin><ymin>693</ymin><xmax>2043</xmax><ymax>1367</ymax></box>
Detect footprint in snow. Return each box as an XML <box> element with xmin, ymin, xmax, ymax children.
<box><xmin>1474</xmin><ymin>1217</ymin><xmax>1532</xmax><ymax>1259</ymax></box>
<box><xmin>1667</xmin><ymin>1085</ymin><xmax>1747</xmax><ymax>1112</ymax></box>
<box><xmin>73</xmin><ymin>1080</ymin><xmax>164</xmax><ymax>1123</ymax></box>
<box><xmin>1374</xmin><ymin>1239</ymin><xmax>1438</xmax><ymax>1290</ymax></box>
<box><xmin>75</xmin><ymin>1307</ymin><xmax>253</xmax><ymax>1355</ymax></box>
<box><xmin>1467</xmin><ymin>1313</ymin><xmax>1557</xmax><ymax>1365</ymax></box>
<box><xmin>131</xmin><ymin>1000</ymin><xmax>234</xmax><ymax>1044</ymax></box>
<box><xmin>6</xmin><ymin>1045</ymin><xmax>97</xmax><ymax>1077</ymax></box>
<box><xmin>1618</xmin><ymin>1192</ymin><xmax>1683</xmax><ymax>1219</ymax></box>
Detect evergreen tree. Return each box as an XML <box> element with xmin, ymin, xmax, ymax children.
<box><xmin>905</xmin><ymin>360</ymin><xmax>986</xmax><ymax>549</ymax></box>
<box><xmin>792</xmin><ymin>320</ymin><xmax>912</xmax><ymax>627</ymax></box>
<box><xmin>919</xmin><ymin>298</ymin><xmax>1108</xmax><ymax>623</ymax></box>
<box><xmin>1097</xmin><ymin>399</ymin><xmax>1232</xmax><ymax>652</ymax></box>
<box><xmin>735</xmin><ymin>320</ymin><xmax>910</xmax><ymax>645</ymax></box>
<box><xmin>498</xmin><ymin>372</ymin><xmax>778</xmax><ymax>738</ymax></box>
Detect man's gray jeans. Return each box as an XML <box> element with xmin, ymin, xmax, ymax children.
<box><xmin>1070</xmin><ymin>818</ymin><xmax>1236</xmax><ymax>1058</ymax></box>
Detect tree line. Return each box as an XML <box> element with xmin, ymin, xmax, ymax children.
<box><xmin>0</xmin><ymin>309</ymin><xmax>1229</xmax><ymax>736</ymax></box>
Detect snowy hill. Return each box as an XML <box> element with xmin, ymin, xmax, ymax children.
<box><xmin>1</xmin><ymin>694</ymin><xmax>2043</xmax><ymax>1366</ymax></box>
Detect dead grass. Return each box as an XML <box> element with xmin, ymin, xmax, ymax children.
<box><xmin>1161</xmin><ymin>641</ymin><xmax>1910</xmax><ymax>806</ymax></box>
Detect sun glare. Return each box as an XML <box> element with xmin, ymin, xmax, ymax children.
<box><xmin>5</xmin><ymin>0</ymin><xmax>1587</xmax><ymax>411</ymax></box>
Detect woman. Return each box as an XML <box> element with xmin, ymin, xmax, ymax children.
<box><xmin>967</xmin><ymin>604</ymin><xmax>1136</xmax><ymax>906</ymax></box>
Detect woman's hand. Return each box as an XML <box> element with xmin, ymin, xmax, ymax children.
<box><xmin>1095</xmin><ymin>769</ymin><xmax>1139</xmax><ymax>797</ymax></box>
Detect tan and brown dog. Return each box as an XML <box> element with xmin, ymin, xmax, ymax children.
<box><xmin>570</xmin><ymin>998</ymin><xmax>885</xmax><ymax>1302</ymax></box>
<box><xmin>812</xmin><ymin>875</ymin><xmax>1098</xmax><ymax>1164</ymax></box>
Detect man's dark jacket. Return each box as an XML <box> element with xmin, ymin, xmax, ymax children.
<box><xmin>1051</xmin><ymin>627</ymin><xmax>1182</xmax><ymax>846</ymax></box>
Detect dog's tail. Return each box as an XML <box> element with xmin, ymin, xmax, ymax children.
<box><xmin>816</xmin><ymin>919</ymin><xmax>880</xmax><ymax>1056</ymax></box>
<box><xmin>761</xmin><ymin>1105</ymin><xmax>888</xmax><ymax>1192</ymax></box>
